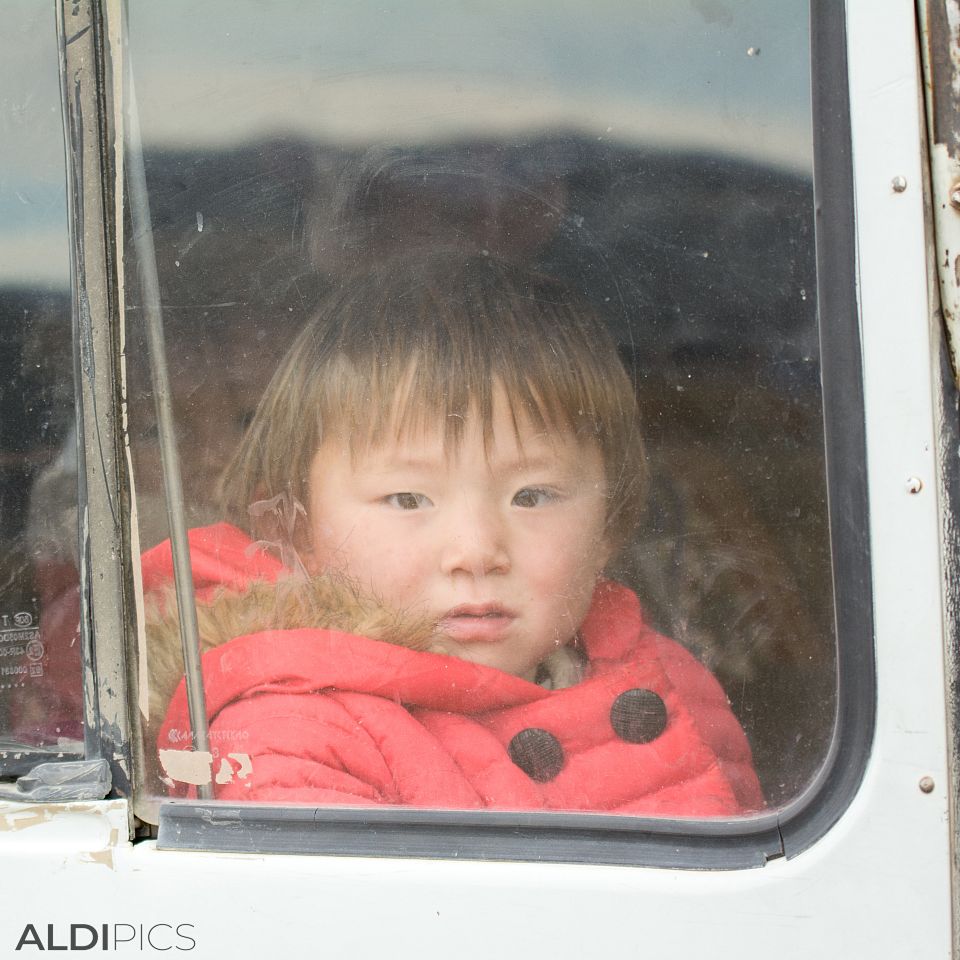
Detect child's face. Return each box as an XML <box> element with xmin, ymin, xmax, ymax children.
<box><xmin>305</xmin><ymin>394</ymin><xmax>611</xmax><ymax>681</ymax></box>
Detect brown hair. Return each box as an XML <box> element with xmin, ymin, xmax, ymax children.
<box><xmin>220</xmin><ymin>255</ymin><xmax>645</xmax><ymax>550</ymax></box>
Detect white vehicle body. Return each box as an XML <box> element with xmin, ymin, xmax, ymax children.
<box><xmin>0</xmin><ymin>1</ymin><xmax>956</xmax><ymax>957</ymax></box>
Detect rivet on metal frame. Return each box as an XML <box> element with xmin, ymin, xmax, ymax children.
<box><xmin>891</xmin><ymin>175</ymin><xmax>908</xmax><ymax>193</ymax></box>
<box><xmin>918</xmin><ymin>776</ymin><xmax>935</xmax><ymax>794</ymax></box>
<box><xmin>906</xmin><ymin>476</ymin><xmax>924</xmax><ymax>493</ymax></box>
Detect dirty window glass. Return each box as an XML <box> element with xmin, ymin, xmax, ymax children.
<box><xmin>0</xmin><ymin>2</ymin><xmax>83</xmax><ymax>769</ymax></box>
<box><xmin>125</xmin><ymin>0</ymin><xmax>834</xmax><ymax>822</ymax></box>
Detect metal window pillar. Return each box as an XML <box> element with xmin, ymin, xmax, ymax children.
<box><xmin>56</xmin><ymin>0</ymin><xmax>133</xmax><ymax>807</ymax></box>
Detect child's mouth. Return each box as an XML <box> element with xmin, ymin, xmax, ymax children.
<box><xmin>438</xmin><ymin>604</ymin><xmax>515</xmax><ymax>643</ymax></box>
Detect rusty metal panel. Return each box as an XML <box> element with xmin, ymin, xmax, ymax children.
<box><xmin>919</xmin><ymin>0</ymin><xmax>960</xmax><ymax>380</ymax></box>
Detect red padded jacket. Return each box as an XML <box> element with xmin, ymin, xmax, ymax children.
<box><xmin>150</xmin><ymin>524</ymin><xmax>763</xmax><ymax>815</ymax></box>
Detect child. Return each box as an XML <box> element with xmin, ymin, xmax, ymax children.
<box><xmin>145</xmin><ymin>255</ymin><xmax>763</xmax><ymax>815</ymax></box>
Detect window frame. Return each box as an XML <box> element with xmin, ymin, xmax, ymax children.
<box><xmin>56</xmin><ymin>0</ymin><xmax>134</xmax><ymax>800</ymax></box>
<box><xmin>61</xmin><ymin>0</ymin><xmax>875</xmax><ymax>865</ymax></box>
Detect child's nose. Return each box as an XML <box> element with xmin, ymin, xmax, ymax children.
<box><xmin>439</xmin><ymin>506</ymin><xmax>510</xmax><ymax>578</ymax></box>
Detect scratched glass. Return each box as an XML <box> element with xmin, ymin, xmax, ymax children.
<box><xmin>0</xmin><ymin>2</ymin><xmax>83</xmax><ymax>768</ymax></box>
<box><xmin>123</xmin><ymin>0</ymin><xmax>835</xmax><ymax>821</ymax></box>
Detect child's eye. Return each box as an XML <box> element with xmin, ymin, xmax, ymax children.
<box><xmin>384</xmin><ymin>492</ymin><xmax>433</xmax><ymax>510</ymax></box>
<box><xmin>512</xmin><ymin>487</ymin><xmax>557</xmax><ymax>508</ymax></box>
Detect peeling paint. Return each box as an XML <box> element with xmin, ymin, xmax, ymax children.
<box><xmin>159</xmin><ymin>749</ymin><xmax>253</xmax><ymax>787</ymax></box>
<box><xmin>923</xmin><ymin>143</ymin><xmax>960</xmax><ymax>380</ymax></box>
<box><xmin>159</xmin><ymin>749</ymin><xmax>213</xmax><ymax>785</ymax></box>
<box><xmin>1</xmin><ymin>808</ymin><xmax>50</xmax><ymax>832</ymax></box>
<box><xmin>947</xmin><ymin>0</ymin><xmax>960</xmax><ymax>101</ymax></box>
<box><xmin>0</xmin><ymin>799</ymin><xmax>127</xmax><ymax>827</ymax></box>
<box><xmin>80</xmin><ymin>848</ymin><xmax>115</xmax><ymax>869</ymax></box>
<box><xmin>0</xmin><ymin>799</ymin><xmax>128</xmax><ymax>867</ymax></box>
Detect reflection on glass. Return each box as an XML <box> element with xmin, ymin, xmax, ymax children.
<box><xmin>126</xmin><ymin>0</ymin><xmax>834</xmax><ymax>817</ymax></box>
<box><xmin>0</xmin><ymin>2</ymin><xmax>82</xmax><ymax>763</ymax></box>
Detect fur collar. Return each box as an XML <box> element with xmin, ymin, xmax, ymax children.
<box><xmin>145</xmin><ymin>573</ymin><xmax>585</xmax><ymax>731</ymax></box>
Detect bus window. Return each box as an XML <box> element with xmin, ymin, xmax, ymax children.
<box><xmin>122</xmin><ymin>0</ymin><xmax>839</xmax><ymax>834</ymax></box>
<box><xmin>0</xmin><ymin>1</ymin><xmax>83</xmax><ymax>767</ymax></box>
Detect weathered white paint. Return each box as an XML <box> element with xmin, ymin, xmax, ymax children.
<box><xmin>0</xmin><ymin>2</ymin><xmax>953</xmax><ymax>958</ymax></box>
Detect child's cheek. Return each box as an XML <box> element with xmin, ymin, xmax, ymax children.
<box><xmin>534</xmin><ymin>528</ymin><xmax>607</xmax><ymax>600</ymax></box>
<box><xmin>308</xmin><ymin>520</ymin><xmax>345</xmax><ymax>571</ymax></box>
<box><xmin>361</xmin><ymin>539</ymin><xmax>426</xmax><ymax>600</ymax></box>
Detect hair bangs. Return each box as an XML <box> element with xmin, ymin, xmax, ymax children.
<box><xmin>220</xmin><ymin>255</ymin><xmax>646</xmax><ymax>551</ymax></box>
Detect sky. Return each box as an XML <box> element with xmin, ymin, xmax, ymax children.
<box><xmin>1</xmin><ymin>2</ymin><xmax>71</xmax><ymax>285</ymax></box>
<box><xmin>1</xmin><ymin>0</ymin><xmax>812</xmax><ymax>285</ymax></box>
